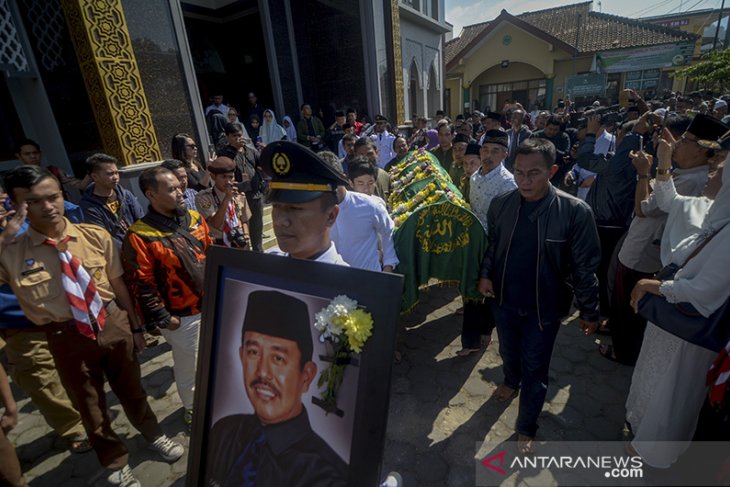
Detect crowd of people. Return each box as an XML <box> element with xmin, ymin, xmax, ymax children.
<box><xmin>0</xmin><ymin>84</ymin><xmax>729</xmax><ymax>486</ymax></box>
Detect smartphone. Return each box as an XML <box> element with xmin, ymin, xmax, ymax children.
<box><xmin>208</xmin><ymin>144</ymin><xmax>216</xmax><ymax>160</ymax></box>
<box><xmin>3</xmin><ymin>196</ymin><xmax>12</xmax><ymax>212</ymax></box>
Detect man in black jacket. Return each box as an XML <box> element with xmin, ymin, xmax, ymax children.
<box><xmin>478</xmin><ymin>138</ymin><xmax>600</xmax><ymax>454</ymax></box>
<box><xmin>574</xmin><ymin>114</ymin><xmax>648</xmax><ymax>320</ymax></box>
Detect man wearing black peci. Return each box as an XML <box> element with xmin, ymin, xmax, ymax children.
<box><xmin>207</xmin><ymin>290</ymin><xmax>347</xmax><ymax>487</ymax></box>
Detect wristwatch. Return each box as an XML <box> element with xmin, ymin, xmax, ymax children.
<box><xmin>657</xmin><ymin>168</ymin><xmax>672</xmax><ymax>176</ymax></box>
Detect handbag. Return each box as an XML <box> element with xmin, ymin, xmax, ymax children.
<box><xmin>638</xmin><ymin>228</ymin><xmax>730</xmax><ymax>352</ymax></box>
<box><xmin>638</xmin><ymin>293</ymin><xmax>730</xmax><ymax>352</ymax></box>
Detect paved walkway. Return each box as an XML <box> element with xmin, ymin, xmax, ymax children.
<box><xmin>3</xmin><ymin>284</ymin><xmax>633</xmax><ymax>486</ymax></box>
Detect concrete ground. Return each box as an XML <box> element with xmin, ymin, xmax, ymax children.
<box><xmin>3</xmin><ymin>284</ymin><xmax>633</xmax><ymax>486</ymax></box>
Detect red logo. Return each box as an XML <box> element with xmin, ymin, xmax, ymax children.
<box><xmin>482</xmin><ymin>450</ymin><xmax>508</xmax><ymax>475</ymax></box>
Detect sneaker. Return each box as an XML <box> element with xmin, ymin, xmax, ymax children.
<box><xmin>381</xmin><ymin>471</ymin><xmax>403</xmax><ymax>487</ymax></box>
<box><xmin>149</xmin><ymin>435</ymin><xmax>184</xmax><ymax>462</ymax></box>
<box><xmin>107</xmin><ymin>465</ymin><xmax>141</xmax><ymax>487</ymax></box>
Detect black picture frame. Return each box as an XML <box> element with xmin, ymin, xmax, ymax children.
<box><xmin>187</xmin><ymin>247</ymin><xmax>404</xmax><ymax>487</ymax></box>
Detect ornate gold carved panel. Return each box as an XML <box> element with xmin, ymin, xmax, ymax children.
<box><xmin>61</xmin><ymin>0</ymin><xmax>161</xmax><ymax>165</ymax></box>
<box><xmin>391</xmin><ymin>0</ymin><xmax>405</xmax><ymax>126</ymax></box>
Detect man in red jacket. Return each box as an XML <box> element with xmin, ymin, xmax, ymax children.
<box><xmin>122</xmin><ymin>166</ymin><xmax>211</xmax><ymax>428</ymax></box>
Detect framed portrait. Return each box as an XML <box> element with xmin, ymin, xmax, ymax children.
<box><xmin>187</xmin><ymin>247</ymin><xmax>403</xmax><ymax>487</ymax></box>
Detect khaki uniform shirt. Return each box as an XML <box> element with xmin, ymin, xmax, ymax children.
<box><xmin>195</xmin><ymin>186</ymin><xmax>251</xmax><ymax>241</ymax></box>
<box><xmin>430</xmin><ymin>146</ymin><xmax>454</xmax><ymax>173</ymax></box>
<box><xmin>0</xmin><ymin>219</ymin><xmax>123</xmax><ymax>325</ymax></box>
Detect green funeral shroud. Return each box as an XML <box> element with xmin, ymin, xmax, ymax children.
<box><xmin>394</xmin><ymin>198</ymin><xmax>487</xmax><ymax>312</ymax></box>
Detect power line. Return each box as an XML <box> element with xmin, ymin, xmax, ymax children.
<box><xmin>628</xmin><ymin>0</ymin><xmax>680</xmax><ymax>18</ymax></box>
<box><xmin>666</xmin><ymin>0</ymin><xmax>710</xmax><ymax>14</ymax></box>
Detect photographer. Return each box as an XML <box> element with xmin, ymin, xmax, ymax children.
<box><xmin>195</xmin><ymin>156</ymin><xmax>252</xmax><ymax>249</ymax></box>
<box><xmin>531</xmin><ymin>116</ymin><xmax>571</xmax><ymax>185</ymax></box>
<box><xmin>573</xmin><ymin>112</ymin><xmax>648</xmax><ymax>319</ymax></box>
<box><xmin>623</xmin><ymin>88</ymin><xmax>650</xmax><ymax>117</ymax></box>
<box><xmin>564</xmin><ymin>113</ymin><xmax>613</xmax><ymax>199</ymax></box>
<box><xmin>219</xmin><ymin>123</ymin><xmax>265</xmax><ymax>251</ymax></box>
<box><xmin>603</xmin><ymin>114</ymin><xmax>722</xmax><ymax>365</ymax></box>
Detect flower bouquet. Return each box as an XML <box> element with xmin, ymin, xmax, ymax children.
<box><xmin>313</xmin><ymin>295</ymin><xmax>374</xmax><ymax>415</ymax></box>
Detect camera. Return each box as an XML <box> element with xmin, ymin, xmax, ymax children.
<box><xmin>228</xmin><ymin>227</ymin><xmax>249</xmax><ymax>249</ymax></box>
<box><xmin>601</xmin><ymin>111</ymin><xmax>623</xmax><ymax>127</ymax></box>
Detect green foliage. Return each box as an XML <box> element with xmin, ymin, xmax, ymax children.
<box><xmin>673</xmin><ymin>49</ymin><xmax>730</xmax><ymax>92</ymax></box>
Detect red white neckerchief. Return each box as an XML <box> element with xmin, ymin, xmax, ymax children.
<box><xmin>44</xmin><ymin>236</ymin><xmax>106</xmax><ymax>339</ymax></box>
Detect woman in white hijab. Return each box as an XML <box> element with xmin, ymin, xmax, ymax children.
<box><xmin>260</xmin><ymin>109</ymin><xmax>287</xmax><ymax>146</ymax></box>
<box><xmin>625</xmin><ymin>134</ymin><xmax>730</xmax><ymax>468</ymax></box>
<box><xmin>282</xmin><ymin>115</ymin><xmax>297</xmax><ymax>143</ymax></box>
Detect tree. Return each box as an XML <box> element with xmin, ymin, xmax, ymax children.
<box><xmin>673</xmin><ymin>49</ymin><xmax>730</xmax><ymax>93</ymax></box>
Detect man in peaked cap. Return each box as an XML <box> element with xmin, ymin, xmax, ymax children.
<box><xmin>369</xmin><ymin>114</ymin><xmax>396</xmax><ymax>167</ymax></box>
<box><xmin>260</xmin><ymin>141</ymin><xmax>350</xmax><ymax>265</ymax></box>
<box><xmin>206</xmin><ymin>290</ymin><xmax>347</xmax><ymax>487</ymax></box>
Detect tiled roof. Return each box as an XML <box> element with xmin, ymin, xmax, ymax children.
<box><xmin>444</xmin><ymin>21</ymin><xmax>490</xmax><ymax>66</ymax></box>
<box><xmin>445</xmin><ymin>1</ymin><xmax>697</xmax><ymax>67</ymax></box>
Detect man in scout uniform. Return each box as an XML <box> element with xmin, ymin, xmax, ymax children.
<box><xmin>195</xmin><ymin>155</ymin><xmax>251</xmax><ymax>249</ymax></box>
<box><xmin>0</xmin><ymin>189</ymin><xmax>89</xmax><ymax>455</ymax></box>
<box><xmin>260</xmin><ymin>141</ymin><xmax>350</xmax><ymax>265</ymax></box>
<box><xmin>206</xmin><ymin>290</ymin><xmax>347</xmax><ymax>487</ymax></box>
<box><xmin>0</xmin><ymin>166</ymin><xmax>183</xmax><ymax>487</ymax></box>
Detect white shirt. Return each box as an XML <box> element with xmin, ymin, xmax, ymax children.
<box><xmin>267</xmin><ymin>242</ymin><xmax>349</xmax><ymax>266</ymax></box>
<box><xmin>331</xmin><ymin>191</ymin><xmax>398</xmax><ymax>271</ymax></box>
<box><xmin>618</xmin><ymin>165</ymin><xmax>709</xmax><ymax>273</ymax></box>
<box><xmin>594</xmin><ymin>130</ymin><xmax>615</xmax><ymax>155</ymax></box>
<box><xmin>338</xmin><ymin>139</ymin><xmax>346</xmax><ymax>159</ymax></box>
<box><xmin>469</xmin><ymin>162</ymin><xmax>517</xmax><ymax>232</ymax></box>
<box><xmin>205</xmin><ymin>103</ymin><xmax>229</xmax><ymax>116</ymax></box>
<box><xmin>370</xmin><ymin>131</ymin><xmax>396</xmax><ymax>168</ymax></box>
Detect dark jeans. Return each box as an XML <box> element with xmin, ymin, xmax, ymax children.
<box><xmin>596</xmin><ymin>226</ymin><xmax>627</xmax><ymax>318</ymax></box>
<box><xmin>246</xmin><ymin>195</ymin><xmax>264</xmax><ymax>252</ymax></box>
<box><xmin>492</xmin><ymin>303</ymin><xmax>561</xmax><ymax>437</ymax></box>
<box><xmin>610</xmin><ymin>262</ymin><xmax>652</xmax><ymax>365</ymax></box>
<box><xmin>461</xmin><ymin>300</ymin><xmax>495</xmax><ymax>349</ymax></box>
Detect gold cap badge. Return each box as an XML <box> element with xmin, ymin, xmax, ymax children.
<box><xmin>272</xmin><ymin>152</ymin><xmax>291</xmax><ymax>176</ymax></box>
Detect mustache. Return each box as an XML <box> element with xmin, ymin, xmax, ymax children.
<box><xmin>249</xmin><ymin>377</ymin><xmax>280</xmax><ymax>395</ymax></box>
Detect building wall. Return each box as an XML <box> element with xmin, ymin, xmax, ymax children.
<box><xmin>552</xmin><ymin>56</ymin><xmax>594</xmax><ymax>101</ymax></box>
<box><xmin>460</xmin><ymin>23</ymin><xmax>573</xmax><ymax>84</ymax></box>
<box><xmin>471</xmin><ymin>62</ymin><xmax>544</xmax><ymax>87</ymax></box>
<box><xmin>400</xmin><ymin>18</ymin><xmax>444</xmax><ymax>121</ymax></box>
<box><xmin>446</xmin><ymin>21</ymin><xmax>587</xmax><ymax>114</ymax></box>
<box><xmin>445</xmin><ymin>77</ymin><xmax>461</xmax><ymax>117</ymax></box>
<box><xmin>645</xmin><ymin>11</ymin><xmax>729</xmax><ymax>57</ymax></box>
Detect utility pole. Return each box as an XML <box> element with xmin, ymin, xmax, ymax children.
<box><xmin>573</xmin><ymin>12</ymin><xmax>581</xmax><ymax>75</ymax></box>
<box><xmin>713</xmin><ymin>0</ymin><xmax>726</xmax><ymax>51</ymax></box>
